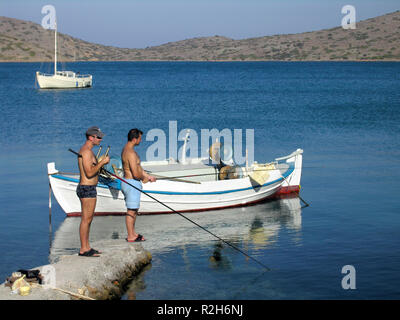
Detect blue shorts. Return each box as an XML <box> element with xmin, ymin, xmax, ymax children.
<box><xmin>121</xmin><ymin>179</ymin><xmax>142</xmax><ymax>210</ymax></box>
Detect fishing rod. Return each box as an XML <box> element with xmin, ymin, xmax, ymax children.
<box><xmin>68</xmin><ymin>148</ymin><xmax>271</xmax><ymax>271</ymax></box>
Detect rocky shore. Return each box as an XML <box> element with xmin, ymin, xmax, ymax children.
<box><xmin>0</xmin><ymin>239</ymin><xmax>152</xmax><ymax>300</ymax></box>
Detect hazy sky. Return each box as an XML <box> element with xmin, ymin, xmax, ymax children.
<box><xmin>1</xmin><ymin>0</ymin><xmax>399</xmax><ymax>48</ymax></box>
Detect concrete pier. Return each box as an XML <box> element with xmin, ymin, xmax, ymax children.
<box><xmin>0</xmin><ymin>239</ymin><xmax>152</xmax><ymax>300</ymax></box>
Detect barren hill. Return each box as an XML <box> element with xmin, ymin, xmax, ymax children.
<box><xmin>1</xmin><ymin>11</ymin><xmax>400</xmax><ymax>62</ymax></box>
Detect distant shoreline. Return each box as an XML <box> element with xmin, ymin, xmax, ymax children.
<box><xmin>1</xmin><ymin>59</ymin><xmax>399</xmax><ymax>63</ymax></box>
<box><xmin>1</xmin><ymin>11</ymin><xmax>400</xmax><ymax>63</ymax></box>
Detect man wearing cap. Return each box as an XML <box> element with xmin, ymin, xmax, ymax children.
<box><xmin>76</xmin><ymin>126</ymin><xmax>110</xmax><ymax>257</ymax></box>
<box><xmin>121</xmin><ymin>128</ymin><xmax>156</xmax><ymax>242</ymax></box>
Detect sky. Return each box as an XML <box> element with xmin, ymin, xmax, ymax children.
<box><xmin>1</xmin><ymin>0</ymin><xmax>399</xmax><ymax>48</ymax></box>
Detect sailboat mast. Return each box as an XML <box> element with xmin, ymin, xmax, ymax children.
<box><xmin>54</xmin><ymin>19</ymin><xmax>57</xmax><ymax>75</ymax></box>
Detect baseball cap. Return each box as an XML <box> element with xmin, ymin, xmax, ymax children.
<box><xmin>86</xmin><ymin>126</ymin><xmax>105</xmax><ymax>138</ymax></box>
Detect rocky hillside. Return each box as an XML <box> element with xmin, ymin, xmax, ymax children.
<box><xmin>1</xmin><ymin>10</ymin><xmax>399</xmax><ymax>62</ymax></box>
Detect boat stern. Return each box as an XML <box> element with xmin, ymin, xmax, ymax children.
<box><xmin>275</xmin><ymin>149</ymin><xmax>303</xmax><ymax>195</ymax></box>
<box><xmin>47</xmin><ymin>162</ymin><xmax>81</xmax><ymax>215</ymax></box>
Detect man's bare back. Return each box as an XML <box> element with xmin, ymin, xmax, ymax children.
<box><xmin>121</xmin><ymin>133</ymin><xmax>156</xmax><ymax>183</ymax></box>
<box><xmin>121</xmin><ymin>129</ymin><xmax>155</xmax><ymax>242</ymax></box>
<box><xmin>121</xmin><ymin>144</ymin><xmax>146</xmax><ymax>181</ymax></box>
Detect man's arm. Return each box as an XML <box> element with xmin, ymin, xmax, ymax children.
<box><xmin>82</xmin><ymin>150</ymin><xmax>109</xmax><ymax>179</ymax></box>
<box><xmin>128</xmin><ymin>152</ymin><xmax>156</xmax><ymax>182</ymax></box>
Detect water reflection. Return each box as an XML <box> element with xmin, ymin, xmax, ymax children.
<box><xmin>49</xmin><ymin>195</ymin><xmax>303</xmax><ymax>264</ymax></box>
<box><xmin>209</xmin><ymin>241</ymin><xmax>233</xmax><ymax>270</ymax></box>
<box><xmin>124</xmin><ymin>195</ymin><xmax>303</xmax><ymax>299</ymax></box>
<box><xmin>49</xmin><ymin>196</ymin><xmax>303</xmax><ymax>299</ymax></box>
<box><xmin>246</xmin><ymin>195</ymin><xmax>302</xmax><ymax>250</ymax></box>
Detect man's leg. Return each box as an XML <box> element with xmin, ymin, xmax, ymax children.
<box><xmin>79</xmin><ymin>198</ymin><xmax>98</xmax><ymax>254</ymax></box>
<box><xmin>126</xmin><ymin>209</ymin><xmax>138</xmax><ymax>241</ymax></box>
<box><xmin>126</xmin><ymin>209</ymin><xmax>145</xmax><ymax>241</ymax></box>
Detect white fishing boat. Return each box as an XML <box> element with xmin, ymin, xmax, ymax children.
<box><xmin>47</xmin><ymin>147</ymin><xmax>303</xmax><ymax>217</ymax></box>
<box><xmin>36</xmin><ymin>19</ymin><xmax>92</xmax><ymax>89</ymax></box>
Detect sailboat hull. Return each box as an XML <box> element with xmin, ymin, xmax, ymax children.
<box><xmin>36</xmin><ymin>72</ymin><xmax>92</xmax><ymax>89</ymax></box>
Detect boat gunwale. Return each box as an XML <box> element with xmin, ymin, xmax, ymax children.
<box><xmin>49</xmin><ymin>162</ymin><xmax>294</xmax><ymax>196</ymax></box>
<box><xmin>37</xmin><ymin>72</ymin><xmax>92</xmax><ymax>78</ymax></box>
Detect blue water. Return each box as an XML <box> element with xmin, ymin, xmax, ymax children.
<box><xmin>1</xmin><ymin>61</ymin><xmax>400</xmax><ymax>299</ymax></box>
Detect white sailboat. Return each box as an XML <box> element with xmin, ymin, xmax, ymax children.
<box><xmin>36</xmin><ymin>19</ymin><xmax>92</xmax><ymax>89</ymax></box>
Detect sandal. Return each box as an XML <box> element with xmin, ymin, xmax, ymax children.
<box><xmin>126</xmin><ymin>234</ymin><xmax>145</xmax><ymax>242</ymax></box>
<box><xmin>79</xmin><ymin>248</ymin><xmax>101</xmax><ymax>257</ymax></box>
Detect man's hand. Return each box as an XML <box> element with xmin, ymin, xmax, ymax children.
<box><xmin>101</xmin><ymin>155</ymin><xmax>110</xmax><ymax>166</ymax></box>
<box><xmin>97</xmin><ymin>155</ymin><xmax>110</xmax><ymax>166</ymax></box>
<box><xmin>143</xmin><ymin>174</ymin><xmax>156</xmax><ymax>183</ymax></box>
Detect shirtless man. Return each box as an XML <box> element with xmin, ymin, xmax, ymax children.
<box><xmin>121</xmin><ymin>128</ymin><xmax>156</xmax><ymax>242</ymax></box>
<box><xmin>76</xmin><ymin>126</ymin><xmax>110</xmax><ymax>257</ymax></box>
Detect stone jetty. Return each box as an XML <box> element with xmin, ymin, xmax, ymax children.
<box><xmin>0</xmin><ymin>239</ymin><xmax>152</xmax><ymax>300</ymax></box>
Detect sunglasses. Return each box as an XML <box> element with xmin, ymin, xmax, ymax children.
<box><xmin>92</xmin><ymin>135</ymin><xmax>103</xmax><ymax>139</ymax></box>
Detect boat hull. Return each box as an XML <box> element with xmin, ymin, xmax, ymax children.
<box><xmin>36</xmin><ymin>72</ymin><xmax>92</xmax><ymax>89</ymax></box>
<box><xmin>48</xmin><ymin>149</ymin><xmax>303</xmax><ymax>216</ymax></box>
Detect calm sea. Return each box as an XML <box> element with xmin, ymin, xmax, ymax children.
<box><xmin>0</xmin><ymin>61</ymin><xmax>399</xmax><ymax>299</ymax></box>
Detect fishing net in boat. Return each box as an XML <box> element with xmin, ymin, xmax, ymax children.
<box><xmin>219</xmin><ymin>165</ymin><xmax>243</xmax><ymax>180</ymax></box>
<box><xmin>249</xmin><ymin>163</ymin><xmax>276</xmax><ymax>185</ymax></box>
